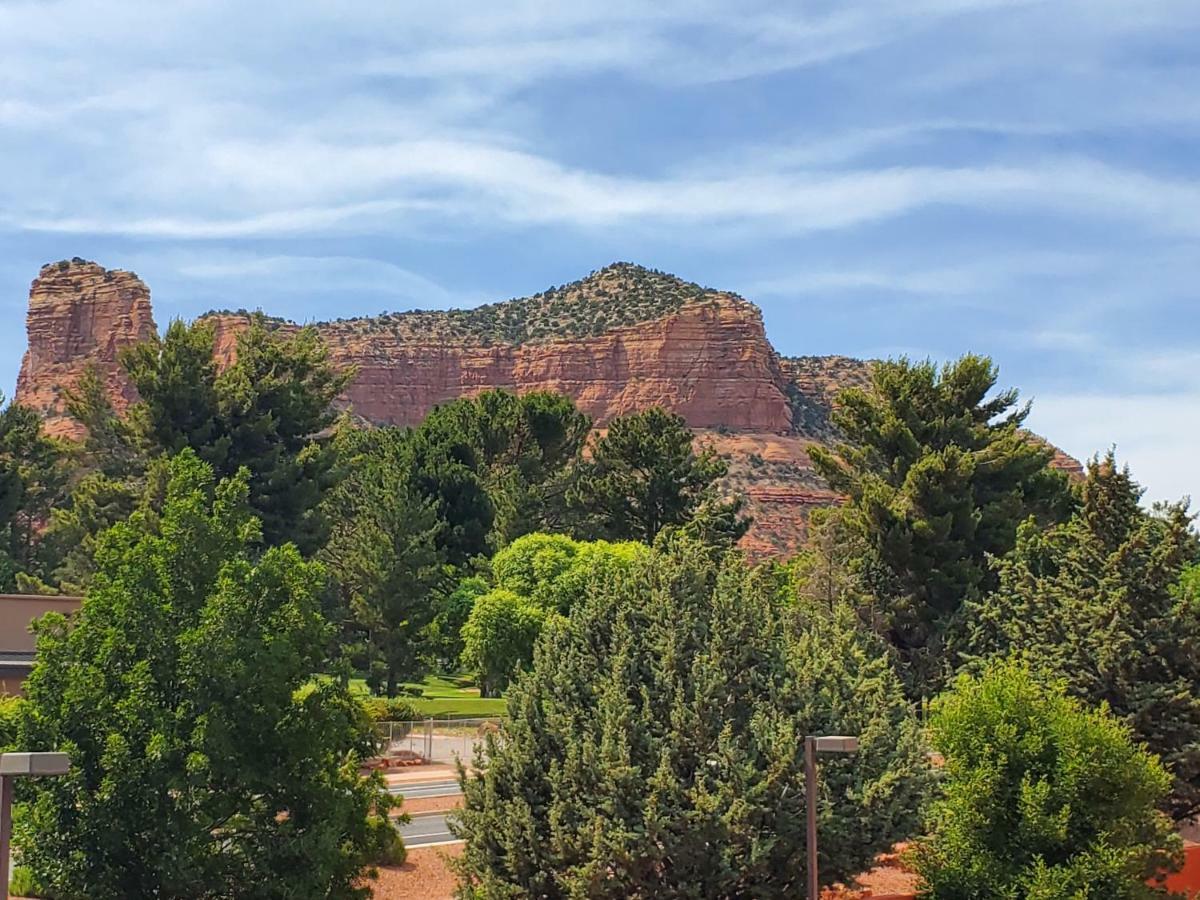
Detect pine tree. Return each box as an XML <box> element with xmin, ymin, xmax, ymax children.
<box><xmin>452</xmin><ymin>537</ymin><xmax>929</xmax><ymax>897</ymax></box>
<box><xmin>62</xmin><ymin>316</ymin><xmax>354</xmax><ymax>564</ymax></box>
<box><xmin>415</xmin><ymin>390</ymin><xmax>590</xmax><ymax>549</ymax></box>
<box><xmin>809</xmin><ymin>354</ymin><xmax>1072</xmax><ymax>698</ymax></box>
<box><xmin>321</xmin><ymin>425</ymin><xmax>449</xmax><ymax>696</ymax></box>
<box><xmin>963</xmin><ymin>452</ymin><xmax>1200</xmax><ymax>820</ymax></box>
<box><xmin>569</xmin><ymin>407</ymin><xmax>747</xmax><ymax>544</ymax></box>
<box><xmin>0</xmin><ymin>394</ymin><xmax>68</xmax><ymax>590</ymax></box>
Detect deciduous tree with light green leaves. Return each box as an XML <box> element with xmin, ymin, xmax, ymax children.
<box><xmin>963</xmin><ymin>452</ymin><xmax>1200</xmax><ymax>821</ymax></box>
<box><xmin>453</xmin><ymin>537</ymin><xmax>930</xmax><ymax>897</ymax></box>
<box><xmin>913</xmin><ymin>660</ymin><xmax>1181</xmax><ymax>899</ymax></box>
<box><xmin>458</xmin><ymin>533</ymin><xmax>647</xmax><ymax>696</ymax></box>
<box><xmin>16</xmin><ymin>451</ymin><xmax>395</xmax><ymax>899</ymax></box>
<box><xmin>809</xmin><ymin>354</ymin><xmax>1072</xmax><ymax>699</ymax></box>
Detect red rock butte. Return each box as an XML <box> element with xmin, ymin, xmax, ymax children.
<box><xmin>14</xmin><ymin>258</ymin><xmax>1079</xmax><ymax>557</ymax></box>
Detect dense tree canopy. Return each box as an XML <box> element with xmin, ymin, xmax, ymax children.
<box><xmin>321</xmin><ymin>425</ymin><xmax>449</xmax><ymax>696</ymax></box>
<box><xmin>414</xmin><ymin>390</ymin><xmax>590</xmax><ymax>552</ymax></box>
<box><xmin>17</xmin><ymin>452</ymin><xmax>392</xmax><ymax>899</ymax></box>
<box><xmin>0</xmin><ymin>395</ymin><xmax>68</xmax><ymax>591</ymax></box>
<box><xmin>914</xmin><ymin>661</ymin><xmax>1180</xmax><ymax>899</ymax></box>
<box><xmin>809</xmin><ymin>354</ymin><xmax>1072</xmax><ymax>698</ymax></box>
<box><xmin>453</xmin><ymin>537</ymin><xmax>930</xmax><ymax>897</ymax></box>
<box><xmin>121</xmin><ymin>316</ymin><xmax>350</xmax><ymax>553</ymax></box>
<box><xmin>569</xmin><ymin>407</ymin><xmax>747</xmax><ymax>545</ymax></box>
<box><xmin>963</xmin><ymin>453</ymin><xmax>1200</xmax><ymax>820</ymax></box>
<box><xmin>459</xmin><ymin>533</ymin><xmax>647</xmax><ymax>695</ymax></box>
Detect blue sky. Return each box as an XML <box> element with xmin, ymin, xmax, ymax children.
<box><xmin>2</xmin><ymin>1</ymin><xmax>1197</xmax><ymax>504</ymax></box>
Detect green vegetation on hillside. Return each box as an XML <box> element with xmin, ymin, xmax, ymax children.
<box><xmin>203</xmin><ymin>262</ymin><xmax>718</xmax><ymax>345</ymax></box>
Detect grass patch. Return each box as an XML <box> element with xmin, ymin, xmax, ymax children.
<box><xmin>347</xmin><ymin>673</ymin><xmax>506</xmax><ymax>719</ymax></box>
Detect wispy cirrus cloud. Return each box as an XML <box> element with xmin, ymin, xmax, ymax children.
<box><xmin>1</xmin><ymin>0</ymin><xmax>1198</xmax><ymax>500</ymax></box>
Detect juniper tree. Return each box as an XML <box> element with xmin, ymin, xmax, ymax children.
<box><xmin>963</xmin><ymin>452</ymin><xmax>1200</xmax><ymax>821</ymax></box>
<box><xmin>452</xmin><ymin>537</ymin><xmax>929</xmax><ymax>898</ymax></box>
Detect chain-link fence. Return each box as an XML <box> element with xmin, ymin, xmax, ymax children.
<box><xmin>375</xmin><ymin>717</ymin><xmax>503</xmax><ymax>764</ymax></box>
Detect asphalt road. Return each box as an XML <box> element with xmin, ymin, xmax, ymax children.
<box><xmin>389</xmin><ymin>777</ymin><xmax>462</xmax><ymax>800</ymax></box>
<box><xmin>398</xmin><ymin>811</ymin><xmax>458</xmax><ymax>847</ymax></box>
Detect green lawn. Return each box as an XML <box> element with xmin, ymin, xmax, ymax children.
<box><xmin>348</xmin><ymin>673</ymin><xmax>506</xmax><ymax>719</ymax></box>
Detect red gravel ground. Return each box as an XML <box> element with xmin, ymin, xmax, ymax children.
<box><xmin>368</xmin><ymin>845</ymin><xmax>463</xmax><ymax>899</ymax></box>
<box><xmin>365</xmin><ymin>845</ymin><xmax>919</xmax><ymax>900</ymax></box>
<box><xmin>366</xmin><ymin>840</ymin><xmax>1200</xmax><ymax>899</ymax></box>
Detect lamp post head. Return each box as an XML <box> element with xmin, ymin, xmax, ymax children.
<box><xmin>0</xmin><ymin>752</ymin><xmax>70</xmax><ymax>777</ymax></box>
<box><xmin>810</xmin><ymin>736</ymin><xmax>859</xmax><ymax>754</ymax></box>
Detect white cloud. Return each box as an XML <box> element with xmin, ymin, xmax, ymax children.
<box><xmin>1028</xmin><ymin>392</ymin><xmax>1199</xmax><ymax>506</ymax></box>
<box><xmin>2</xmin><ymin>0</ymin><xmax>1199</xmax><ymax>243</ymax></box>
<box><xmin>12</xmin><ymin>143</ymin><xmax>1200</xmax><ymax>241</ymax></box>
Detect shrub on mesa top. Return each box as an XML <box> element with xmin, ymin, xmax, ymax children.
<box><xmin>452</xmin><ymin>537</ymin><xmax>930</xmax><ymax>897</ymax></box>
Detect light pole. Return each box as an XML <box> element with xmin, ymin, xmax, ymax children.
<box><xmin>0</xmin><ymin>752</ymin><xmax>70</xmax><ymax>900</ymax></box>
<box><xmin>805</xmin><ymin>735</ymin><xmax>858</xmax><ymax>900</ymax></box>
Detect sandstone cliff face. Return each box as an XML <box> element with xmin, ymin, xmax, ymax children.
<box><xmin>15</xmin><ymin>259</ymin><xmax>156</xmax><ymax>439</ymax></box>
<box><xmin>13</xmin><ymin>258</ymin><xmax>1081</xmax><ymax>558</ymax></box>
<box><xmin>206</xmin><ymin>295</ymin><xmax>792</xmax><ymax>432</ymax></box>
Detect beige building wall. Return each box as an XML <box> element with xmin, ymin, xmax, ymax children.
<box><xmin>0</xmin><ymin>595</ymin><xmax>82</xmax><ymax>696</ymax></box>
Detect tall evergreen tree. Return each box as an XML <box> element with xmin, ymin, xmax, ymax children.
<box><xmin>453</xmin><ymin>537</ymin><xmax>929</xmax><ymax>897</ymax></box>
<box><xmin>122</xmin><ymin>319</ymin><xmax>223</xmax><ymax>460</ymax></box>
<box><xmin>115</xmin><ymin>316</ymin><xmax>350</xmax><ymax>555</ymax></box>
<box><xmin>416</xmin><ymin>390</ymin><xmax>590</xmax><ymax>549</ymax></box>
<box><xmin>29</xmin><ymin>370</ymin><xmax>147</xmax><ymax>593</ymax></box>
<box><xmin>17</xmin><ymin>451</ymin><xmax>394</xmax><ymax>899</ymax></box>
<box><xmin>569</xmin><ymin>407</ymin><xmax>747</xmax><ymax>545</ymax></box>
<box><xmin>809</xmin><ymin>354</ymin><xmax>1072</xmax><ymax>698</ymax></box>
<box><xmin>0</xmin><ymin>394</ymin><xmax>68</xmax><ymax>590</ymax></box>
<box><xmin>963</xmin><ymin>452</ymin><xmax>1200</xmax><ymax>820</ymax></box>
<box><xmin>321</xmin><ymin>425</ymin><xmax>449</xmax><ymax>696</ymax></box>
<box><xmin>214</xmin><ymin>320</ymin><xmax>350</xmax><ymax>552</ymax></box>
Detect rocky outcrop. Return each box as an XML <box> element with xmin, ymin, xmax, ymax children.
<box><xmin>15</xmin><ymin>259</ymin><xmax>156</xmax><ymax>439</ymax></box>
<box><xmin>206</xmin><ymin>294</ymin><xmax>793</xmax><ymax>432</ymax></box>
<box><xmin>13</xmin><ymin>258</ymin><xmax>1082</xmax><ymax>557</ymax></box>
